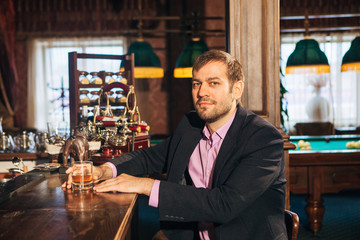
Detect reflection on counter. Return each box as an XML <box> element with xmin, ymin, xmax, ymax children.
<box><xmin>0</xmin><ymin>173</ymin><xmax>45</xmax><ymax>204</ymax></box>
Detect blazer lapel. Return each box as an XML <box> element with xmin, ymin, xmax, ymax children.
<box><xmin>212</xmin><ymin>106</ymin><xmax>247</xmax><ymax>186</ymax></box>
<box><xmin>211</xmin><ymin>133</ymin><xmax>236</xmax><ymax>186</ymax></box>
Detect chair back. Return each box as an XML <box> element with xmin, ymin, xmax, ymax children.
<box><xmin>284</xmin><ymin>210</ymin><xmax>299</xmax><ymax>240</ymax></box>
<box><xmin>294</xmin><ymin>122</ymin><xmax>334</xmax><ymax>136</ymax></box>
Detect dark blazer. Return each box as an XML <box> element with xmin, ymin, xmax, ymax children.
<box><xmin>110</xmin><ymin>105</ymin><xmax>287</xmax><ymax>240</ymax></box>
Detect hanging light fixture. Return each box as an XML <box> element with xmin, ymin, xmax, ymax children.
<box><xmin>173</xmin><ymin>12</ymin><xmax>209</xmax><ymax>78</ymax></box>
<box><xmin>124</xmin><ymin>38</ymin><xmax>164</xmax><ymax>78</ymax></box>
<box><xmin>285</xmin><ymin>37</ymin><xmax>330</xmax><ymax>74</ymax></box>
<box><xmin>341</xmin><ymin>36</ymin><xmax>360</xmax><ymax>72</ymax></box>
<box><xmin>284</xmin><ymin>9</ymin><xmax>335</xmax><ymax>126</ymax></box>
<box><xmin>120</xmin><ymin>0</ymin><xmax>164</xmax><ymax>79</ymax></box>
<box><xmin>173</xmin><ymin>37</ymin><xmax>208</xmax><ymax>78</ymax></box>
<box><xmin>285</xmin><ymin>12</ymin><xmax>330</xmax><ymax>75</ymax></box>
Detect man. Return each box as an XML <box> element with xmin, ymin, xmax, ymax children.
<box><xmin>64</xmin><ymin>50</ymin><xmax>287</xmax><ymax>240</ymax></box>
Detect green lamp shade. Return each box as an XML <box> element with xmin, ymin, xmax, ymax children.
<box><xmin>341</xmin><ymin>37</ymin><xmax>360</xmax><ymax>72</ymax></box>
<box><xmin>173</xmin><ymin>38</ymin><xmax>209</xmax><ymax>78</ymax></box>
<box><xmin>286</xmin><ymin>39</ymin><xmax>330</xmax><ymax>74</ymax></box>
<box><xmin>121</xmin><ymin>39</ymin><xmax>164</xmax><ymax>78</ymax></box>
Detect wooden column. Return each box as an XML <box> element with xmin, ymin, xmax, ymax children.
<box><xmin>228</xmin><ymin>0</ymin><xmax>293</xmax><ymax>209</ymax></box>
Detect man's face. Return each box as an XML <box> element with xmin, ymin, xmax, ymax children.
<box><xmin>192</xmin><ymin>61</ymin><xmax>241</xmax><ymax>123</ymax></box>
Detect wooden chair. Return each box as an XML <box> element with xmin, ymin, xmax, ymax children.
<box><xmin>153</xmin><ymin>210</ymin><xmax>300</xmax><ymax>240</ymax></box>
<box><xmin>285</xmin><ymin>209</ymin><xmax>299</xmax><ymax>240</ymax></box>
<box><xmin>294</xmin><ymin>122</ymin><xmax>334</xmax><ymax>136</ymax></box>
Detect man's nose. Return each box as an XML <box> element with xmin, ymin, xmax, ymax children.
<box><xmin>197</xmin><ymin>83</ymin><xmax>209</xmax><ymax>97</ymax></box>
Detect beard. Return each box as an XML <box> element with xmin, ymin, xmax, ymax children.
<box><xmin>194</xmin><ymin>97</ymin><xmax>233</xmax><ymax>123</ymax></box>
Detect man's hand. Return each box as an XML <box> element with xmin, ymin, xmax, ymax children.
<box><xmin>62</xmin><ymin>163</ymin><xmax>113</xmax><ymax>189</ymax></box>
<box><xmin>93</xmin><ymin>173</ymin><xmax>155</xmax><ymax>196</ymax></box>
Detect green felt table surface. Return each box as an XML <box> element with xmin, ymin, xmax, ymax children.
<box><xmin>289</xmin><ymin>135</ymin><xmax>360</xmax><ymax>151</ymax></box>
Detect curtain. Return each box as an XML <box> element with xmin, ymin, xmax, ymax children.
<box><xmin>0</xmin><ymin>0</ymin><xmax>18</xmax><ymax>128</ymax></box>
<box><xmin>27</xmin><ymin>37</ymin><xmax>127</xmax><ymax>132</ymax></box>
<box><xmin>281</xmin><ymin>32</ymin><xmax>360</xmax><ymax>134</ymax></box>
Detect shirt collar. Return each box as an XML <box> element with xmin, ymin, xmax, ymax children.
<box><xmin>202</xmin><ymin>110</ymin><xmax>237</xmax><ymax>142</ymax></box>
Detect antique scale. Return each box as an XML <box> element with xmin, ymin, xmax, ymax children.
<box><xmin>87</xmin><ymin>82</ymin><xmax>150</xmax><ymax>164</ymax></box>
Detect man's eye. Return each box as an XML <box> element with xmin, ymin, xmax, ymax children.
<box><xmin>210</xmin><ymin>82</ymin><xmax>219</xmax><ymax>86</ymax></box>
<box><xmin>192</xmin><ymin>82</ymin><xmax>201</xmax><ymax>87</ymax></box>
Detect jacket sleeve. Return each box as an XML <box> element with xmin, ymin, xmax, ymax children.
<box><xmin>157</xmin><ymin>123</ymin><xmax>285</xmax><ymax>224</ymax></box>
<box><xmin>107</xmin><ymin>111</ymin><xmax>201</xmax><ymax>176</ymax></box>
<box><xmin>108</xmin><ymin>137</ymin><xmax>171</xmax><ymax>176</ymax></box>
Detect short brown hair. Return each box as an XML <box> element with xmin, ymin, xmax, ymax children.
<box><xmin>192</xmin><ymin>50</ymin><xmax>245</xmax><ymax>85</ymax></box>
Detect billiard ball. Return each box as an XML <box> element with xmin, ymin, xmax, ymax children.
<box><xmin>298</xmin><ymin>140</ymin><xmax>311</xmax><ymax>150</ymax></box>
<box><xmin>346</xmin><ymin>141</ymin><xmax>355</xmax><ymax>149</ymax></box>
<box><xmin>325</xmin><ymin>137</ymin><xmax>330</xmax><ymax>143</ymax></box>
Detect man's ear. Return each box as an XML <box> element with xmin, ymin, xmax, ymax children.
<box><xmin>232</xmin><ymin>81</ymin><xmax>244</xmax><ymax>100</ymax></box>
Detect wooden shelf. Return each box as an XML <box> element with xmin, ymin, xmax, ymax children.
<box><xmin>68</xmin><ymin>52</ymin><xmax>135</xmax><ymax>131</ymax></box>
<box><xmin>0</xmin><ymin>152</ymin><xmax>49</xmax><ymax>161</ymax></box>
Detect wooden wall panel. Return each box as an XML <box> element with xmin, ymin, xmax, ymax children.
<box><xmin>228</xmin><ymin>0</ymin><xmax>294</xmax><ymax>210</ymax></box>
<box><xmin>228</xmin><ymin>0</ymin><xmax>280</xmax><ymax>127</ymax></box>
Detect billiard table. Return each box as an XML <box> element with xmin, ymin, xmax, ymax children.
<box><xmin>289</xmin><ymin>134</ymin><xmax>360</xmax><ymax>235</ymax></box>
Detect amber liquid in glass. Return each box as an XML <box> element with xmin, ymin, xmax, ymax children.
<box><xmin>72</xmin><ymin>174</ymin><xmax>93</xmax><ymax>190</ymax></box>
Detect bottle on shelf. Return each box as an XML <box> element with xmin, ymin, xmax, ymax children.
<box><xmin>79</xmin><ymin>71</ymin><xmax>90</xmax><ymax>84</ymax></box>
<box><xmin>80</xmin><ymin>90</ymin><xmax>90</xmax><ymax>104</ymax></box>
<box><xmin>90</xmin><ymin>72</ymin><xmax>103</xmax><ymax>85</ymax></box>
<box><xmin>105</xmin><ymin>91</ymin><xmax>116</xmax><ymax>104</ymax></box>
<box><xmin>90</xmin><ymin>90</ymin><xmax>100</xmax><ymax>105</ymax></box>
<box><xmin>115</xmin><ymin>72</ymin><xmax>128</xmax><ymax>85</ymax></box>
<box><xmin>105</xmin><ymin>72</ymin><xmax>116</xmax><ymax>84</ymax></box>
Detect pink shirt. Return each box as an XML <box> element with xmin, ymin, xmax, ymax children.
<box><xmin>150</xmin><ymin>111</ymin><xmax>236</xmax><ymax>240</ymax></box>
<box><xmin>109</xmin><ymin>112</ymin><xmax>236</xmax><ymax>240</ymax></box>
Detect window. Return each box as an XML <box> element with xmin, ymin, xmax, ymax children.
<box><xmin>27</xmin><ymin>37</ymin><xmax>127</xmax><ymax>135</ymax></box>
<box><xmin>281</xmin><ymin>33</ymin><xmax>360</xmax><ymax>134</ymax></box>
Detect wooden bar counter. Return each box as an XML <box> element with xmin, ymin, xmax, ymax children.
<box><xmin>0</xmin><ymin>171</ymin><xmax>138</xmax><ymax>240</ymax></box>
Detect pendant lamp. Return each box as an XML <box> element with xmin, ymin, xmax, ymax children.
<box><xmin>173</xmin><ymin>38</ymin><xmax>209</xmax><ymax>78</ymax></box>
<box><xmin>341</xmin><ymin>36</ymin><xmax>360</xmax><ymax>72</ymax></box>
<box><xmin>285</xmin><ymin>37</ymin><xmax>330</xmax><ymax>74</ymax></box>
<box><xmin>121</xmin><ymin>38</ymin><xmax>164</xmax><ymax>78</ymax></box>
<box><xmin>120</xmin><ymin>0</ymin><xmax>163</xmax><ymax>79</ymax></box>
